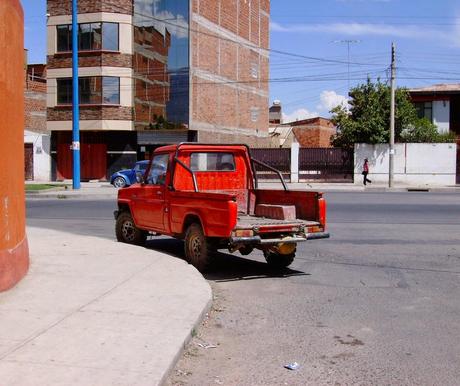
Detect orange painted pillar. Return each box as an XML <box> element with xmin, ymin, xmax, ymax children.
<box><xmin>0</xmin><ymin>0</ymin><xmax>29</xmax><ymax>291</ymax></box>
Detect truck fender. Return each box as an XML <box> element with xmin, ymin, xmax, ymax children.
<box><xmin>182</xmin><ymin>212</ymin><xmax>206</xmax><ymax>237</ymax></box>
<box><xmin>116</xmin><ymin>199</ymin><xmax>140</xmax><ymax>227</ymax></box>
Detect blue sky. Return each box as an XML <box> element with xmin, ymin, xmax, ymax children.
<box><xmin>21</xmin><ymin>0</ymin><xmax>460</xmax><ymax>121</ymax></box>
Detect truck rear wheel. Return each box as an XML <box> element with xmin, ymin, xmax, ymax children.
<box><xmin>239</xmin><ymin>246</ymin><xmax>254</xmax><ymax>256</ymax></box>
<box><xmin>184</xmin><ymin>223</ymin><xmax>212</xmax><ymax>272</ymax></box>
<box><xmin>115</xmin><ymin>212</ymin><xmax>147</xmax><ymax>246</ymax></box>
<box><xmin>263</xmin><ymin>250</ymin><xmax>295</xmax><ymax>268</ymax></box>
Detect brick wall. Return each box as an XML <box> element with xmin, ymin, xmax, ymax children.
<box><xmin>198</xmin><ymin>130</ymin><xmax>271</xmax><ymax>147</ymax></box>
<box><xmin>293</xmin><ymin>125</ymin><xmax>336</xmax><ymax>148</ymax></box>
<box><xmin>191</xmin><ymin>0</ymin><xmax>270</xmax><ymax>139</ymax></box>
<box><xmin>47</xmin><ymin>0</ymin><xmax>132</xmax><ymax>16</ymax></box>
<box><xmin>47</xmin><ymin>53</ymin><xmax>132</xmax><ymax>69</ymax></box>
<box><xmin>47</xmin><ymin>106</ymin><xmax>133</xmax><ymax>121</ymax></box>
<box><xmin>25</xmin><ymin>77</ymin><xmax>47</xmax><ymax>133</ymax></box>
<box><xmin>192</xmin><ymin>76</ymin><xmax>269</xmax><ymax>133</ymax></box>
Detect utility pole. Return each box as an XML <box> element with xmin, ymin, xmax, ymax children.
<box><xmin>389</xmin><ymin>42</ymin><xmax>396</xmax><ymax>188</ymax></box>
<box><xmin>72</xmin><ymin>0</ymin><xmax>80</xmax><ymax>189</ymax></box>
<box><xmin>333</xmin><ymin>40</ymin><xmax>361</xmax><ymax>90</ymax></box>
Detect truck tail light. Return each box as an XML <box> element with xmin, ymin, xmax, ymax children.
<box><xmin>232</xmin><ymin>229</ymin><xmax>254</xmax><ymax>237</ymax></box>
<box><xmin>318</xmin><ymin>197</ymin><xmax>326</xmax><ymax>229</ymax></box>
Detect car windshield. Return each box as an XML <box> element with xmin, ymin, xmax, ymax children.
<box><xmin>134</xmin><ymin>162</ymin><xmax>148</xmax><ymax>172</ymax></box>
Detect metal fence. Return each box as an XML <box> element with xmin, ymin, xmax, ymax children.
<box><xmin>299</xmin><ymin>148</ymin><xmax>354</xmax><ymax>182</ymax></box>
<box><xmin>250</xmin><ymin>147</ymin><xmax>354</xmax><ymax>182</ymax></box>
<box><xmin>250</xmin><ymin>148</ymin><xmax>291</xmax><ymax>180</ymax></box>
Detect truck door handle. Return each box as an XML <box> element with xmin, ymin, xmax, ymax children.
<box><xmin>156</xmin><ymin>191</ymin><xmax>162</xmax><ymax>195</ymax></box>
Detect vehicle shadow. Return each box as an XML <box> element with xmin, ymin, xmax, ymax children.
<box><xmin>205</xmin><ymin>252</ymin><xmax>309</xmax><ymax>282</ymax></box>
<box><xmin>145</xmin><ymin>237</ymin><xmax>309</xmax><ymax>282</ymax></box>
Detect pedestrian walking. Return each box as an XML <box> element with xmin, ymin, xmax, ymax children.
<box><xmin>362</xmin><ymin>158</ymin><xmax>372</xmax><ymax>185</ymax></box>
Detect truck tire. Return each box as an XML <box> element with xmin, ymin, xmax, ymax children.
<box><xmin>263</xmin><ymin>250</ymin><xmax>295</xmax><ymax>268</ymax></box>
<box><xmin>115</xmin><ymin>212</ymin><xmax>147</xmax><ymax>246</ymax></box>
<box><xmin>184</xmin><ymin>223</ymin><xmax>212</xmax><ymax>272</ymax></box>
<box><xmin>239</xmin><ymin>246</ymin><xmax>254</xmax><ymax>256</ymax></box>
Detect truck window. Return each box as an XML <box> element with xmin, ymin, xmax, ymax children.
<box><xmin>146</xmin><ymin>154</ymin><xmax>168</xmax><ymax>185</ymax></box>
<box><xmin>190</xmin><ymin>152</ymin><xmax>235</xmax><ymax>171</ymax></box>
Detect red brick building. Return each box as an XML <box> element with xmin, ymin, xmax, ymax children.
<box><xmin>25</xmin><ymin>65</ymin><xmax>47</xmax><ymax>133</ymax></box>
<box><xmin>269</xmin><ymin>117</ymin><xmax>336</xmax><ymax>148</ymax></box>
<box><xmin>24</xmin><ymin>60</ymin><xmax>49</xmax><ymax>180</ymax></box>
<box><xmin>46</xmin><ymin>0</ymin><xmax>270</xmax><ymax>180</ymax></box>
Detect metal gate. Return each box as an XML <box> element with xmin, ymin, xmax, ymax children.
<box><xmin>299</xmin><ymin>148</ymin><xmax>354</xmax><ymax>182</ymax></box>
<box><xmin>250</xmin><ymin>148</ymin><xmax>291</xmax><ymax>181</ymax></box>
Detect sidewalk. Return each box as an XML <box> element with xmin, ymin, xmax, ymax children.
<box><xmin>0</xmin><ymin>227</ymin><xmax>212</xmax><ymax>386</ymax></box>
<box><xmin>26</xmin><ymin>182</ymin><xmax>118</xmax><ymax>199</ymax></box>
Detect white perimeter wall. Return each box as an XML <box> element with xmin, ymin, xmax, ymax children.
<box><xmin>24</xmin><ymin>131</ymin><xmax>51</xmax><ymax>181</ymax></box>
<box><xmin>355</xmin><ymin>143</ymin><xmax>457</xmax><ymax>186</ymax></box>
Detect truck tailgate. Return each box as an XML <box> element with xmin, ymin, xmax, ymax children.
<box><xmin>235</xmin><ymin>214</ymin><xmax>319</xmax><ymax>229</ymax></box>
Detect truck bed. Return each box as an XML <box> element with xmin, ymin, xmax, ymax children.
<box><xmin>235</xmin><ymin>214</ymin><xmax>319</xmax><ymax>229</ymax></box>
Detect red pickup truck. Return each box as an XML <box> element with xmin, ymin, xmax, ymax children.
<box><xmin>114</xmin><ymin>143</ymin><xmax>329</xmax><ymax>271</ymax></box>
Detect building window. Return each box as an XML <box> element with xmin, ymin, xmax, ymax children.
<box><xmin>57</xmin><ymin>25</ymin><xmax>72</xmax><ymax>52</ymax></box>
<box><xmin>250</xmin><ymin>108</ymin><xmax>260</xmax><ymax>122</ymax></box>
<box><xmin>56</xmin><ymin>23</ymin><xmax>119</xmax><ymax>52</ymax></box>
<box><xmin>57</xmin><ymin>78</ymin><xmax>73</xmax><ymax>104</ymax></box>
<box><xmin>414</xmin><ymin>101</ymin><xmax>433</xmax><ymax>122</ymax></box>
<box><xmin>57</xmin><ymin>77</ymin><xmax>120</xmax><ymax>105</ymax></box>
<box><xmin>103</xmin><ymin>77</ymin><xmax>120</xmax><ymax>104</ymax></box>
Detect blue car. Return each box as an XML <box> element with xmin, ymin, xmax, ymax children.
<box><xmin>110</xmin><ymin>160</ymin><xmax>149</xmax><ymax>188</ymax></box>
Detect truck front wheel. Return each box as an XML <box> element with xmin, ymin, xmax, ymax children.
<box><xmin>115</xmin><ymin>212</ymin><xmax>147</xmax><ymax>246</ymax></box>
<box><xmin>184</xmin><ymin>223</ymin><xmax>212</xmax><ymax>272</ymax></box>
<box><xmin>263</xmin><ymin>249</ymin><xmax>295</xmax><ymax>268</ymax></box>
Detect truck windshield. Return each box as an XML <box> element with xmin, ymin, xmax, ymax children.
<box><xmin>190</xmin><ymin>152</ymin><xmax>235</xmax><ymax>171</ymax></box>
<box><xmin>146</xmin><ymin>154</ymin><xmax>169</xmax><ymax>185</ymax></box>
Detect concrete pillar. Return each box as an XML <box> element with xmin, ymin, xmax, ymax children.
<box><xmin>290</xmin><ymin>142</ymin><xmax>299</xmax><ymax>183</ymax></box>
<box><xmin>0</xmin><ymin>0</ymin><xmax>29</xmax><ymax>291</ymax></box>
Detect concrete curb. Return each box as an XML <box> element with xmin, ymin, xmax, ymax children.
<box><xmin>0</xmin><ymin>227</ymin><xmax>213</xmax><ymax>386</ymax></box>
<box><xmin>159</xmin><ymin>295</ymin><xmax>212</xmax><ymax>386</ymax></box>
<box><xmin>26</xmin><ymin>193</ymin><xmax>118</xmax><ymax>200</ymax></box>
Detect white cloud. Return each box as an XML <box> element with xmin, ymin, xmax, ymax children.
<box><xmin>282</xmin><ymin>108</ymin><xmax>318</xmax><ymax>123</ymax></box>
<box><xmin>270</xmin><ymin>20</ymin><xmax>460</xmax><ymax>46</ymax></box>
<box><xmin>156</xmin><ymin>11</ymin><xmax>189</xmax><ymax>39</ymax></box>
<box><xmin>134</xmin><ymin>0</ymin><xmax>189</xmax><ymax>39</ymax></box>
<box><xmin>317</xmin><ymin>90</ymin><xmax>348</xmax><ymax>112</ymax></box>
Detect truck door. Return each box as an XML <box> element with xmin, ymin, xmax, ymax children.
<box><xmin>131</xmin><ymin>154</ymin><xmax>169</xmax><ymax>230</ymax></box>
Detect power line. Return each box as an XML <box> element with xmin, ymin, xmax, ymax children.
<box><xmin>131</xmin><ymin>10</ymin><xmax>382</xmax><ymax>67</ymax></box>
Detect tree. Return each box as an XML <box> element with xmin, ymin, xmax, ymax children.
<box><xmin>330</xmin><ymin>78</ymin><xmax>452</xmax><ymax>148</ymax></box>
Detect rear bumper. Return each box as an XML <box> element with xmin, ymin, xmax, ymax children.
<box><xmin>230</xmin><ymin>232</ymin><xmax>329</xmax><ymax>246</ymax></box>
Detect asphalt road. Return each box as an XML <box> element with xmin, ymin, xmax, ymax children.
<box><xmin>27</xmin><ymin>193</ymin><xmax>460</xmax><ymax>385</ymax></box>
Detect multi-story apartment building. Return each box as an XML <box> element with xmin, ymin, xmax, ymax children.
<box><xmin>46</xmin><ymin>0</ymin><xmax>270</xmax><ymax>180</ymax></box>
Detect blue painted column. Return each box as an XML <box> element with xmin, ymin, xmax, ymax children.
<box><xmin>72</xmin><ymin>0</ymin><xmax>80</xmax><ymax>189</ymax></box>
